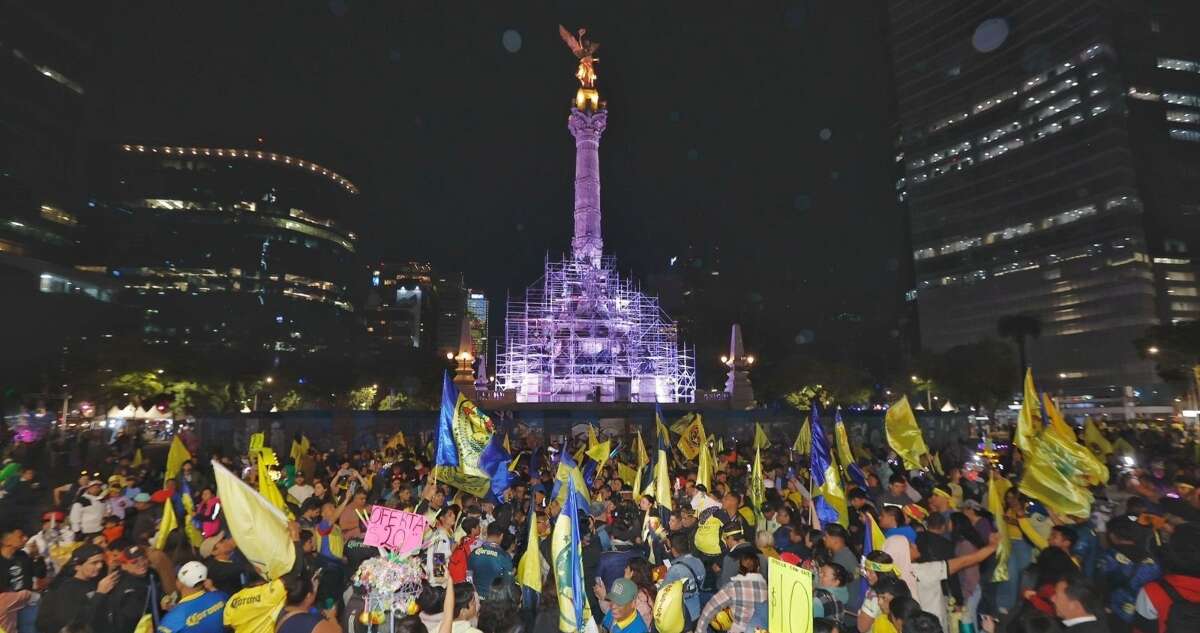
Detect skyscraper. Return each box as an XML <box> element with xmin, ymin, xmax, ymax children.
<box><xmin>467</xmin><ymin>291</ymin><xmax>489</xmax><ymax>363</ymax></box>
<box><xmin>363</xmin><ymin>260</ymin><xmax>435</xmax><ymax>349</ymax></box>
<box><xmin>86</xmin><ymin>143</ymin><xmax>360</xmax><ymax>361</ymax></box>
<box><xmin>889</xmin><ymin>1</ymin><xmax>1200</xmax><ymax>395</ymax></box>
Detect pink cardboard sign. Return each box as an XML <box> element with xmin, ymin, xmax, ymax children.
<box><xmin>363</xmin><ymin>506</ymin><xmax>428</xmax><ymax>554</ymax></box>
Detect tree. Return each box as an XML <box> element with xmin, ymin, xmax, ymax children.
<box><xmin>164</xmin><ymin>380</ymin><xmax>230</xmax><ymax>418</ymax></box>
<box><xmin>917</xmin><ymin>338</ymin><xmax>1018</xmax><ymax>411</ymax></box>
<box><xmin>761</xmin><ymin>354</ymin><xmax>873</xmax><ymax>408</ymax></box>
<box><xmin>377</xmin><ymin>391</ymin><xmax>413</xmax><ymax>410</ymax></box>
<box><xmin>346</xmin><ymin>385</ymin><xmax>379</xmax><ymax>410</ymax></box>
<box><xmin>1134</xmin><ymin>320</ymin><xmax>1200</xmax><ymax>384</ymax></box>
<box><xmin>997</xmin><ymin>314</ymin><xmax>1041</xmax><ymax>381</ymax></box>
<box><xmin>102</xmin><ymin>371</ymin><xmax>165</xmax><ymax>405</ymax></box>
<box><xmin>275</xmin><ymin>390</ymin><xmax>304</xmax><ymax>411</ymax></box>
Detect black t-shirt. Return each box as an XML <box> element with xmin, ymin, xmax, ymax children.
<box><xmin>0</xmin><ymin>550</ymin><xmax>42</xmax><ymax>592</ymax></box>
<box><xmin>203</xmin><ymin>556</ymin><xmax>253</xmax><ymax>596</ymax></box>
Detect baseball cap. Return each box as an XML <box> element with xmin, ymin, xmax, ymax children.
<box><xmin>87</xmin><ymin>479</ymin><xmax>105</xmax><ymax>488</ymax></box>
<box><xmin>589</xmin><ymin>501</ymin><xmax>608</xmax><ymax>518</ymax></box>
<box><xmin>119</xmin><ymin>545</ymin><xmax>148</xmax><ymax>564</ymax></box>
<box><xmin>199</xmin><ymin>531</ymin><xmax>226</xmax><ymax>559</ymax></box>
<box><xmin>961</xmin><ymin>499</ymin><xmax>985</xmax><ymax>512</ymax></box>
<box><xmin>134</xmin><ymin>493</ymin><xmax>151</xmax><ymax>503</ymax></box>
<box><xmin>608</xmin><ymin>578</ymin><xmax>637</xmax><ymax>606</ymax></box>
<box><xmin>177</xmin><ymin>561</ymin><xmax>208</xmax><ymax>588</ymax></box>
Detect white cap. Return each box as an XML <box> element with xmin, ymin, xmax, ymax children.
<box><xmin>177</xmin><ymin>561</ymin><xmax>208</xmax><ymax>588</ymax></box>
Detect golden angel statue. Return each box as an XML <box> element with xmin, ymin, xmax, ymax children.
<box><xmin>559</xmin><ymin>25</ymin><xmax>599</xmax><ymax>88</ymax></box>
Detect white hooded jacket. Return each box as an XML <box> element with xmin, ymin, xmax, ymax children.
<box><xmin>69</xmin><ymin>492</ymin><xmax>108</xmax><ymax>535</ymax></box>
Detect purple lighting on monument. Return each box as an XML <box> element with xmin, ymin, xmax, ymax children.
<box><xmin>495</xmin><ymin>95</ymin><xmax>696</xmax><ymax>403</ymax></box>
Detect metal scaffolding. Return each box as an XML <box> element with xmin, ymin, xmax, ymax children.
<box><xmin>496</xmin><ymin>255</ymin><xmax>696</xmax><ymax>403</ymax></box>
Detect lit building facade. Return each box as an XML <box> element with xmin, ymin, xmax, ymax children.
<box><xmin>362</xmin><ymin>260</ymin><xmax>435</xmax><ymax>349</ymax></box>
<box><xmin>467</xmin><ymin>291</ymin><xmax>489</xmax><ymax>362</ymax></box>
<box><xmin>889</xmin><ymin>1</ymin><xmax>1200</xmax><ymax>394</ymax></box>
<box><xmin>495</xmin><ymin>63</ymin><xmax>696</xmax><ymax>403</ymax></box>
<box><xmin>85</xmin><ymin>143</ymin><xmax>359</xmax><ymax>357</ymax></box>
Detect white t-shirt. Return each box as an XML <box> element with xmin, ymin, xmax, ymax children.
<box><xmin>288</xmin><ymin>484</ymin><xmax>314</xmax><ymax>504</ymax></box>
<box><xmin>913</xmin><ymin>561</ymin><xmax>949</xmax><ymax>632</ymax></box>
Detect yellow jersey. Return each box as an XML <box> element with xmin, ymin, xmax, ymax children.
<box><xmin>222</xmin><ymin>579</ymin><xmax>286</xmax><ymax>633</ymax></box>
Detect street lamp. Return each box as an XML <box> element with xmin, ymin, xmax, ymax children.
<box><xmin>1148</xmin><ymin>346</ymin><xmax>1160</xmax><ymax>355</ymax></box>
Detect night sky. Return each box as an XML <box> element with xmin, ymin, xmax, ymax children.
<box><xmin>70</xmin><ymin>1</ymin><xmax>900</xmax><ymax>377</ymax></box>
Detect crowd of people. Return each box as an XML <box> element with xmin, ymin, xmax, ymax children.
<box><xmin>0</xmin><ymin>414</ymin><xmax>1196</xmax><ymax>633</ymax></box>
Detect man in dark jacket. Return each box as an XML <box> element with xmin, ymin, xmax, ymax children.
<box><xmin>35</xmin><ymin>544</ymin><xmax>116</xmax><ymax>633</ymax></box>
<box><xmin>98</xmin><ymin>545</ymin><xmax>161</xmax><ymax>633</ymax></box>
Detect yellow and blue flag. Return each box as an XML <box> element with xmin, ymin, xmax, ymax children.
<box><xmin>552</xmin><ymin>449</ymin><xmax>591</xmax><ymax>508</ymax></box>
<box><xmin>552</xmin><ymin>476</ymin><xmax>593</xmax><ymax>633</ymax></box>
<box><xmin>861</xmin><ymin>512</ymin><xmax>886</xmax><ymax>594</ymax></box>
<box><xmin>809</xmin><ymin>404</ymin><xmax>847</xmax><ymax>527</ymax></box>
<box><xmin>165</xmin><ymin>435</ymin><xmax>191</xmax><ymax>482</ymax></box>
<box><xmin>988</xmin><ymin>471</ymin><xmax>1012</xmax><ymax>582</ymax></box>
<box><xmin>834</xmin><ymin>410</ymin><xmax>868</xmax><ymax>489</ymax></box>
<box><xmin>652</xmin><ymin>406</ymin><xmax>673</xmax><ymax>511</ymax></box>
<box><xmin>632</xmin><ymin>429</ymin><xmax>649</xmax><ymax>499</ymax></box>
<box><xmin>434</xmin><ymin>371</ymin><xmax>497</xmax><ymax>498</ymax></box>
<box><xmin>516</xmin><ymin>450</ymin><xmax>544</xmax><ymax>594</ymax></box>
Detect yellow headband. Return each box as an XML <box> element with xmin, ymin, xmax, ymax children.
<box><xmin>931</xmin><ymin>489</ymin><xmax>960</xmax><ymax>508</ymax></box>
<box><xmin>863</xmin><ymin>559</ymin><xmax>896</xmax><ymax>574</ymax></box>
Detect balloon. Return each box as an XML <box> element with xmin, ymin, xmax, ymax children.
<box><xmin>710</xmin><ymin>608</ymin><xmax>734</xmax><ymax>631</ymax></box>
<box><xmin>653</xmin><ymin>580</ymin><xmax>685</xmax><ymax>633</ymax></box>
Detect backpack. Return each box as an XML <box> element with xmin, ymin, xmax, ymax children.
<box><xmin>1159</xmin><ymin>580</ymin><xmax>1200</xmax><ymax>633</ymax></box>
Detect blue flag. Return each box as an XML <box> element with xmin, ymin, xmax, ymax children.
<box><xmin>478</xmin><ymin>432</ymin><xmax>512</xmax><ymax>502</ymax></box>
<box><xmin>436</xmin><ymin>372</ymin><xmax>460</xmax><ymax>467</ymax></box>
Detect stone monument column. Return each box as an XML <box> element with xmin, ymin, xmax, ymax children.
<box><xmin>568</xmin><ymin>107</ymin><xmax>607</xmax><ymax>266</ymax></box>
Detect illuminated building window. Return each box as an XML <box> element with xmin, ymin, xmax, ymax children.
<box><xmin>1163</xmin><ymin>92</ymin><xmax>1200</xmax><ymax>107</ymax></box>
<box><xmin>1171</xmin><ymin>302</ymin><xmax>1200</xmax><ymax>312</ymax></box>
<box><xmin>1158</xmin><ymin>57</ymin><xmax>1200</xmax><ymax>74</ymax></box>
<box><xmin>1127</xmin><ymin>86</ymin><xmax>1161</xmax><ymax>101</ymax></box>
<box><xmin>1168</xmin><ymin>287</ymin><xmax>1199</xmax><ymax>297</ymax></box>
<box><xmin>1167</xmin><ymin>110</ymin><xmax>1200</xmax><ymax>124</ymax></box>
<box><xmin>1169</xmin><ymin>128</ymin><xmax>1200</xmax><ymax>143</ymax></box>
<box><xmin>39</xmin><ymin>205</ymin><xmax>78</xmax><ymax>227</ymax></box>
<box><xmin>1166</xmin><ymin>271</ymin><xmax>1196</xmax><ymax>282</ymax></box>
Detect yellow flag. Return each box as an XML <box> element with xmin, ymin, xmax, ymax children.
<box><xmin>585</xmin><ymin>439</ymin><xmax>612</xmax><ymax>472</ymax></box>
<box><xmin>677</xmin><ymin>414</ymin><xmax>705</xmax><ymax>461</ymax></box>
<box><xmin>211</xmin><ymin>459</ymin><xmax>296</xmax><ymax>579</ymax></box>
<box><xmin>654</xmin><ymin>415</ymin><xmax>673</xmax><ymax>511</ymax></box>
<box><xmin>256</xmin><ymin>449</ymin><xmax>291</xmax><ymax>516</ymax></box>
<box><xmin>885</xmin><ymin>396</ymin><xmax>929</xmax><ymax>470</ymax></box>
<box><xmin>181</xmin><ymin>493</ymin><xmax>203</xmax><ymax>547</ymax></box>
<box><xmin>1083</xmin><ymin>418</ymin><xmax>1113</xmax><ymax>456</ymax></box>
<box><xmin>793</xmin><ymin>418</ymin><xmax>811</xmax><ymax>455</ymax></box>
<box><xmin>931</xmin><ymin>453</ymin><xmax>945</xmax><ymax>476</ymax></box>
<box><xmin>515</xmin><ymin>501</ymin><xmax>543</xmax><ymax>592</ymax></box>
<box><xmin>1018</xmin><ymin>428</ymin><xmax>1097</xmax><ymax>518</ymax></box>
<box><xmin>290</xmin><ymin>435</ymin><xmax>310</xmax><ymax>465</ymax></box>
<box><xmin>754</xmin><ymin>423</ymin><xmax>772</xmax><ymax>450</ymax></box>
<box><xmin>833</xmin><ymin>420</ymin><xmax>855</xmax><ymax>477</ymax></box>
<box><xmin>587</xmin><ymin>424</ymin><xmax>599</xmax><ymax>450</ymax></box>
<box><xmin>988</xmin><ymin>471</ymin><xmax>1012</xmax><ymax>582</ymax></box>
<box><xmin>697</xmin><ymin>430</ymin><xmax>714</xmax><ymax>492</ymax></box>
<box><xmin>164</xmin><ymin>436</ymin><xmax>191</xmax><ymax>482</ymax></box>
<box><xmin>384</xmin><ymin>431</ymin><xmax>406</xmax><ymax>451</ymax></box>
<box><xmin>1113</xmin><ymin>437</ymin><xmax>1136</xmax><ymax>456</ymax></box>
<box><xmin>503</xmin><ymin>433</ymin><xmax>512</xmax><ymax>455</ymax></box>
<box><xmin>633</xmin><ymin>429</ymin><xmax>648</xmax><ymax>499</ymax></box>
<box><xmin>669</xmin><ymin>413</ymin><xmax>695</xmax><ymax>436</ymax></box>
<box><xmin>132</xmin><ymin>448</ymin><xmax>144</xmax><ymax>468</ymax></box>
<box><xmin>617</xmin><ymin>462</ymin><xmax>637</xmax><ymax>487</ymax></box>
<box><xmin>1014</xmin><ymin>368</ymin><xmax>1042</xmax><ymax>453</ymax></box>
<box><xmin>153</xmin><ymin>501</ymin><xmax>178</xmax><ymax>550</ymax></box>
<box><xmin>1042</xmin><ymin>393</ymin><xmax>1076</xmax><ymax>444</ymax></box>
